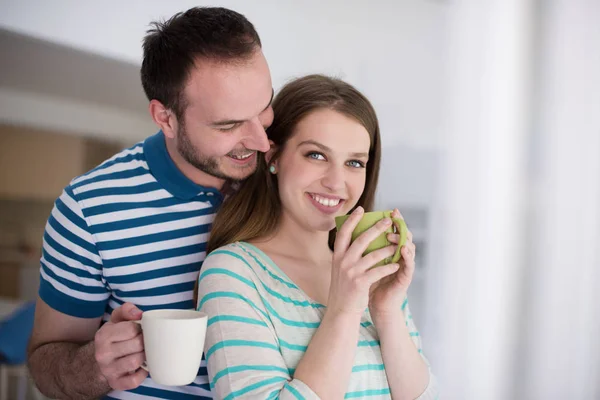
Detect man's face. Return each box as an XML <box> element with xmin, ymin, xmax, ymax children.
<box><xmin>174</xmin><ymin>49</ymin><xmax>274</xmax><ymax>182</ymax></box>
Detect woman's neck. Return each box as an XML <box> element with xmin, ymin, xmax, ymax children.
<box><xmin>257</xmin><ymin>214</ymin><xmax>333</xmax><ymax>265</ymax></box>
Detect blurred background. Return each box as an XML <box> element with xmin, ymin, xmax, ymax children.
<box><xmin>0</xmin><ymin>0</ymin><xmax>598</xmax><ymax>399</ymax></box>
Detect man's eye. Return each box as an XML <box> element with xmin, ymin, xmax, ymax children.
<box><xmin>218</xmin><ymin>124</ymin><xmax>237</xmax><ymax>132</ymax></box>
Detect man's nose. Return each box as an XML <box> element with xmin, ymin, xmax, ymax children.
<box><xmin>242</xmin><ymin>119</ymin><xmax>270</xmax><ymax>153</ymax></box>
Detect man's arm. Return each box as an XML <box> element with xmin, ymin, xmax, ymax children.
<box><xmin>28</xmin><ymin>299</ymin><xmax>147</xmax><ymax>399</ymax></box>
<box><xmin>28</xmin><ymin>185</ymin><xmax>147</xmax><ymax>399</ymax></box>
<box><xmin>27</xmin><ymin>297</ymin><xmax>108</xmax><ymax>399</ymax></box>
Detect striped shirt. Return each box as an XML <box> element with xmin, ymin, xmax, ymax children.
<box><xmin>197</xmin><ymin>242</ymin><xmax>438</xmax><ymax>399</ymax></box>
<box><xmin>39</xmin><ymin>131</ymin><xmax>219</xmax><ymax>399</ymax></box>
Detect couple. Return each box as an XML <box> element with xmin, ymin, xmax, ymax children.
<box><xmin>26</xmin><ymin>6</ymin><xmax>436</xmax><ymax>400</ymax></box>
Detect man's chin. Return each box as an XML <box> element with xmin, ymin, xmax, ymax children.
<box><xmin>218</xmin><ymin>165</ymin><xmax>258</xmax><ymax>182</ymax></box>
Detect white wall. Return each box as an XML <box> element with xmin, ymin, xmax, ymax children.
<box><xmin>425</xmin><ymin>0</ymin><xmax>600</xmax><ymax>398</ymax></box>
<box><xmin>0</xmin><ymin>0</ymin><xmax>448</xmax><ymax>149</ymax></box>
<box><xmin>517</xmin><ymin>0</ymin><xmax>600</xmax><ymax>397</ymax></box>
<box><xmin>0</xmin><ymin>88</ymin><xmax>155</xmax><ymax>144</ymax></box>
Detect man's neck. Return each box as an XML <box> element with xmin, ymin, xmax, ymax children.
<box><xmin>165</xmin><ymin>137</ymin><xmax>225</xmax><ymax>191</ymax></box>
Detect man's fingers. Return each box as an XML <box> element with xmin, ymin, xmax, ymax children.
<box><xmin>111</xmin><ymin>361</ymin><xmax>148</xmax><ymax>391</ymax></box>
<box><xmin>110</xmin><ymin>303</ymin><xmax>143</xmax><ymax>323</ymax></box>
<box><xmin>97</xmin><ymin>321</ymin><xmax>142</xmax><ymax>346</ymax></box>
<box><xmin>110</xmin><ymin>334</ymin><xmax>144</xmax><ymax>359</ymax></box>
<box><xmin>109</xmin><ymin>351</ymin><xmax>146</xmax><ymax>379</ymax></box>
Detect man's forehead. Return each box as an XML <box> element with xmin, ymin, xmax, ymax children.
<box><xmin>184</xmin><ymin>56</ymin><xmax>272</xmax><ymax>122</ymax></box>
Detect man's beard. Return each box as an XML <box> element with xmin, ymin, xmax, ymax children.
<box><xmin>176</xmin><ymin>123</ymin><xmax>256</xmax><ymax>183</ymax></box>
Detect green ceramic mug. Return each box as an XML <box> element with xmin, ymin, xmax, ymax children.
<box><xmin>335</xmin><ymin>210</ymin><xmax>408</xmax><ymax>267</ymax></box>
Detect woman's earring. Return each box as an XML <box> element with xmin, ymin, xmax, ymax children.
<box><xmin>269</xmin><ymin>165</ymin><xmax>276</xmax><ymax>174</ymax></box>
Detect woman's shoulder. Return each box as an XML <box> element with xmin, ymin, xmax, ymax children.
<box><xmin>201</xmin><ymin>241</ymin><xmax>294</xmax><ymax>289</ymax></box>
<box><xmin>197</xmin><ymin>242</ymin><xmax>259</xmax><ymax>292</ymax></box>
<box><xmin>202</xmin><ymin>241</ymin><xmax>269</xmax><ymax>275</ymax></box>
<box><xmin>203</xmin><ymin>242</ymin><xmax>250</xmax><ymax>266</ymax></box>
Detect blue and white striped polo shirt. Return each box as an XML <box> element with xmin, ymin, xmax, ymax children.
<box><xmin>39</xmin><ymin>131</ymin><xmax>219</xmax><ymax>399</ymax></box>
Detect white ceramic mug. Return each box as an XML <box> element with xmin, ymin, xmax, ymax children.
<box><xmin>135</xmin><ymin>309</ymin><xmax>208</xmax><ymax>386</ymax></box>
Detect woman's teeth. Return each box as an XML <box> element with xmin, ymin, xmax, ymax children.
<box><xmin>311</xmin><ymin>194</ymin><xmax>341</xmax><ymax>207</ymax></box>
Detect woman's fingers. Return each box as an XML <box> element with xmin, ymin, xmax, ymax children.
<box><xmin>345</xmin><ymin>218</ymin><xmax>393</xmax><ymax>262</ymax></box>
<box><xmin>333</xmin><ymin>206</ymin><xmax>364</xmax><ymax>256</ymax></box>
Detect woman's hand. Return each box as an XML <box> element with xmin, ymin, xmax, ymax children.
<box><xmin>368</xmin><ymin>208</ymin><xmax>417</xmax><ymax>318</ymax></box>
<box><xmin>328</xmin><ymin>206</ymin><xmax>402</xmax><ymax>316</ymax></box>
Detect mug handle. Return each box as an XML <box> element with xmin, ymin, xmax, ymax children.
<box><xmin>391</xmin><ymin>217</ymin><xmax>408</xmax><ymax>264</ymax></box>
<box><xmin>133</xmin><ymin>320</ymin><xmax>149</xmax><ymax>372</ymax></box>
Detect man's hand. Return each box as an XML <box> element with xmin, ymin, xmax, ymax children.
<box><xmin>94</xmin><ymin>303</ymin><xmax>148</xmax><ymax>391</ymax></box>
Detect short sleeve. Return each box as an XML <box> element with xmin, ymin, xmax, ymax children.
<box><xmin>197</xmin><ymin>249</ymin><xmax>320</xmax><ymax>399</ymax></box>
<box><xmin>39</xmin><ymin>186</ymin><xmax>109</xmax><ymax>318</ymax></box>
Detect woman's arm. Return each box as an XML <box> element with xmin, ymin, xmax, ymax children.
<box><xmin>199</xmin><ymin>251</ymin><xmax>371</xmax><ymax>399</ymax></box>
<box><xmin>373</xmin><ymin>299</ymin><xmax>438</xmax><ymax>399</ymax></box>
<box><xmin>198</xmin><ymin>209</ymin><xmax>402</xmax><ymax>399</ymax></box>
<box><xmin>292</xmin><ymin>309</ymin><xmax>362</xmax><ymax>399</ymax></box>
<box><xmin>199</xmin><ymin>249</ymin><xmax>398</xmax><ymax>399</ymax></box>
<box><xmin>368</xmin><ymin>209</ymin><xmax>438</xmax><ymax>399</ymax></box>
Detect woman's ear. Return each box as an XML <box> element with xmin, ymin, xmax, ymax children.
<box><xmin>265</xmin><ymin>140</ymin><xmax>278</xmax><ymax>166</ymax></box>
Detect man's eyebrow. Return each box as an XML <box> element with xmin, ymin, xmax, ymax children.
<box><xmin>211</xmin><ymin>88</ymin><xmax>274</xmax><ymax>127</ymax></box>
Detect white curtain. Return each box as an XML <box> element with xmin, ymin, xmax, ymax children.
<box><xmin>425</xmin><ymin>0</ymin><xmax>600</xmax><ymax>399</ymax></box>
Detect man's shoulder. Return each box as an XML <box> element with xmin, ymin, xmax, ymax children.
<box><xmin>67</xmin><ymin>140</ymin><xmax>149</xmax><ymax>194</ymax></box>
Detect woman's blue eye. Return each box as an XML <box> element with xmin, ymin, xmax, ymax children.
<box><xmin>307</xmin><ymin>152</ymin><xmax>326</xmax><ymax>160</ymax></box>
<box><xmin>348</xmin><ymin>160</ymin><xmax>365</xmax><ymax>168</ymax></box>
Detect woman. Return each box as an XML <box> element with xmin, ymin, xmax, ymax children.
<box><xmin>196</xmin><ymin>75</ymin><xmax>437</xmax><ymax>399</ymax></box>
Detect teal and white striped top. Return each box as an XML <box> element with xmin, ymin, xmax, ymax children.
<box><xmin>197</xmin><ymin>242</ymin><xmax>438</xmax><ymax>399</ymax></box>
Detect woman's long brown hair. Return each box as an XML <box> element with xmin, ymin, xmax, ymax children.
<box><xmin>208</xmin><ymin>74</ymin><xmax>382</xmax><ymax>253</ymax></box>
<box><xmin>194</xmin><ymin>74</ymin><xmax>382</xmax><ymax>306</ymax></box>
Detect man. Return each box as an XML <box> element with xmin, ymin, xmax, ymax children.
<box><xmin>27</xmin><ymin>7</ymin><xmax>274</xmax><ymax>399</ymax></box>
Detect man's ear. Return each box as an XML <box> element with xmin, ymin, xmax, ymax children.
<box><xmin>265</xmin><ymin>140</ymin><xmax>278</xmax><ymax>166</ymax></box>
<box><xmin>149</xmin><ymin>99</ymin><xmax>178</xmax><ymax>139</ymax></box>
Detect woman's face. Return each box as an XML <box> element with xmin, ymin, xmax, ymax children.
<box><xmin>273</xmin><ymin>108</ymin><xmax>371</xmax><ymax>233</ymax></box>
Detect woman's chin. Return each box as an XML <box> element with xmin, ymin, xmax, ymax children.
<box><xmin>315</xmin><ymin>219</ymin><xmax>337</xmax><ymax>233</ymax></box>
